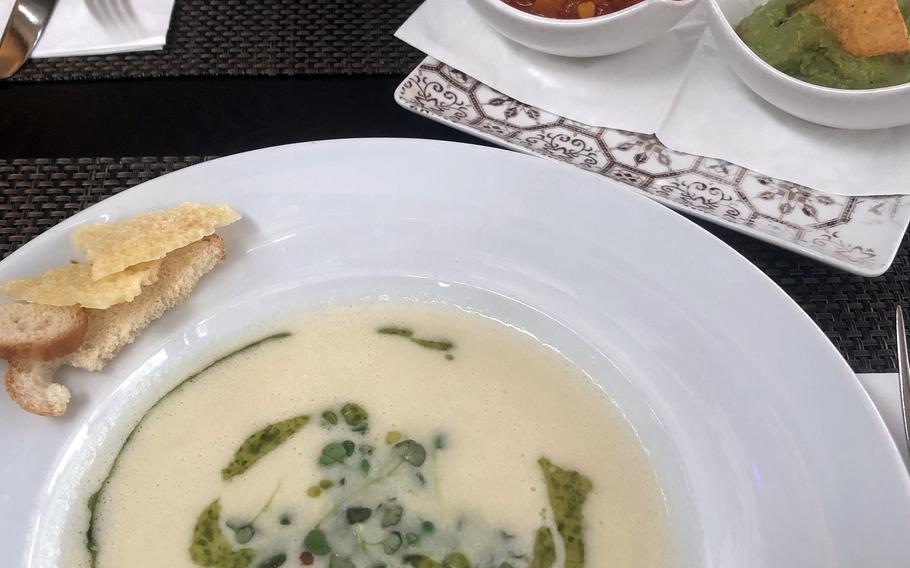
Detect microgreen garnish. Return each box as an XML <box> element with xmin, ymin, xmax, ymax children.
<box><xmin>179</xmin><ymin>402</ymin><xmax>592</xmax><ymax>568</ymax></box>
<box><xmin>226</xmin><ymin>522</ymin><xmax>255</xmax><ymax>545</ymax></box>
<box><xmin>382</xmin><ymin>531</ymin><xmax>403</xmax><ymax>554</ymax></box>
<box><xmin>345</xmin><ymin>506</ymin><xmax>372</xmax><ymax>524</ymax></box>
<box><xmin>381</xmin><ymin>504</ymin><xmax>403</xmax><ymax>528</ymax></box>
<box><xmin>319</xmin><ymin>442</ymin><xmax>350</xmax><ymax>466</ymax></box>
<box><xmin>341</xmin><ymin>403</ymin><xmax>368</xmax><ymax>428</ymax></box>
<box><xmin>303</xmin><ymin>528</ymin><xmax>330</xmax><ymax>556</ymax></box>
<box><xmin>224</xmin><ymin>480</ymin><xmax>282</xmax><ymax>546</ymax></box>
<box><xmin>394</xmin><ymin>440</ymin><xmax>427</xmax><ymax>467</ymax></box>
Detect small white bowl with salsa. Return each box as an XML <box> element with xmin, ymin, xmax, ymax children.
<box><xmin>465</xmin><ymin>0</ymin><xmax>699</xmax><ymax>57</ymax></box>
<box><xmin>706</xmin><ymin>0</ymin><xmax>910</xmax><ymax>129</ymax></box>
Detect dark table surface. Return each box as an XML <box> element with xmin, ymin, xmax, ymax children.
<box><xmin>0</xmin><ymin>76</ymin><xmax>483</xmax><ymax>157</ymax></box>
<box><xmin>1</xmin><ymin>29</ymin><xmax>907</xmax><ymax>373</ymax></box>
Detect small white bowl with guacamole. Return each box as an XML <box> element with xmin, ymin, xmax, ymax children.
<box><xmin>706</xmin><ymin>0</ymin><xmax>910</xmax><ymax>129</ymax></box>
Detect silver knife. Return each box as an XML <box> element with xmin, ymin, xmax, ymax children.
<box><xmin>897</xmin><ymin>305</ymin><xmax>910</xmax><ymax>463</ymax></box>
<box><xmin>0</xmin><ymin>0</ymin><xmax>56</xmax><ymax>79</ymax></box>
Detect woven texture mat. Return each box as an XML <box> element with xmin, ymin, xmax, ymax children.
<box><xmin>1</xmin><ymin>156</ymin><xmax>906</xmax><ymax>373</ymax></box>
<box><xmin>12</xmin><ymin>0</ymin><xmax>424</xmax><ymax>81</ymax></box>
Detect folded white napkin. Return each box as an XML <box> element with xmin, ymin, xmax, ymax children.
<box><xmin>398</xmin><ymin>0</ymin><xmax>705</xmax><ymax>134</ymax></box>
<box><xmin>659</xmin><ymin>34</ymin><xmax>910</xmax><ymax>198</ymax></box>
<box><xmin>1</xmin><ymin>0</ymin><xmax>175</xmax><ymax>58</ymax></box>
<box><xmin>858</xmin><ymin>373</ymin><xmax>909</xmax><ymax>467</ymax></box>
<box><xmin>396</xmin><ymin>0</ymin><xmax>910</xmax><ymax>197</ymax></box>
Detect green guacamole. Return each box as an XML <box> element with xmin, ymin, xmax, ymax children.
<box><xmin>737</xmin><ymin>0</ymin><xmax>910</xmax><ymax>89</ymax></box>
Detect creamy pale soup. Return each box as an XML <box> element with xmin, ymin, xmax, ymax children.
<box><xmin>63</xmin><ymin>303</ymin><xmax>670</xmax><ymax>567</ymax></box>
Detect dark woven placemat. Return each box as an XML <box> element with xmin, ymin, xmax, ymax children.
<box><xmin>12</xmin><ymin>0</ymin><xmax>423</xmax><ymax>82</ymax></box>
<box><xmin>1</xmin><ymin>156</ymin><xmax>905</xmax><ymax>373</ymax></box>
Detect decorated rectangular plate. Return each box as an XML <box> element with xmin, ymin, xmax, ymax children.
<box><xmin>395</xmin><ymin>57</ymin><xmax>910</xmax><ymax>277</ymax></box>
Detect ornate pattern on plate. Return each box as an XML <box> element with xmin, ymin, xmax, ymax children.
<box><xmin>395</xmin><ymin>58</ymin><xmax>910</xmax><ymax>276</ymax></box>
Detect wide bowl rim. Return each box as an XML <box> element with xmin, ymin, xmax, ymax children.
<box><xmin>4</xmin><ymin>139</ymin><xmax>910</xmax><ymax>568</ymax></box>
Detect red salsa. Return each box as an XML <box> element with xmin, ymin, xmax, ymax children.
<box><xmin>501</xmin><ymin>0</ymin><xmax>645</xmax><ymax>19</ymax></box>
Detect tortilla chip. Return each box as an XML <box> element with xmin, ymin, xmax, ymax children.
<box><xmin>807</xmin><ymin>0</ymin><xmax>910</xmax><ymax>58</ymax></box>
<box><xmin>0</xmin><ymin>260</ymin><xmax>161</xmax><ymax>309</ymax></box>
<box><xmin>72</xmin><ymin>203</ymin><xmax>240</xmax><ymax>281</ymax></box>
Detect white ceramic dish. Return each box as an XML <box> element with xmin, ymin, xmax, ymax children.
<box><xmin>706</xmin><ymin>0</ymin><xmax>910</xmax><ymax>130</ymax></box>
<box><xmin>396</xmin><ymin>59</ymin><xmax>910</xmax><ymax>276</ymax></box>
<box><xmin>464</xmin><ymin>0</ymin><xmax>697</xmax><ymax>57</ymax></box>
<box><xmin>1</xmin><ymin>139</ymin><xmax>909</xmax><ymax>567</ymax></box>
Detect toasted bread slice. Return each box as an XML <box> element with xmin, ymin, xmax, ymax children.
<box><xmin>3</xmin><ymin>235</ymin><xmax>225</xmax><ymax>416</ymax></box>
<box><xmin>4</xmin><ymin>359</ymin><xmax>66</xmax><ymax>417</ymax></box>
<box><xmin>67</xmin><ymin>234</ymin><xmax>225</xmax><ymax>372</ymax></box>
<box><xmin>0</xmin><ymin>303</ymin><xmax>88</xmax><ymax>361</ymax></box>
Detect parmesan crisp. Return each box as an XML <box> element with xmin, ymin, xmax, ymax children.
<box><xmin>807</xmin><ymin>0</ymin><xmax>910</xmax><ymax>58</ymax></box>
<box><xmin>72</xmin><ymin>203</ymin><xmax>240</xmax><ymax>281</ymax></box>
<box><xmin>0</xmin><ymin>261</ymin><xmax>161</xmax><ymax>309</ymax></box>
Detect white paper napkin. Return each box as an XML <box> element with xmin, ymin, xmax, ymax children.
<box><xmin>396</xmin><ymin>0</ymin><xmax>706</xmax><ymax>134</ymax></box>
<box><xmin>857</xmin><ymin>373</ymin><xmax>909</xmax><ymax>467</ymax></box>
<box><xmin>659</xmin><ymin>34</ymin><xmax>910</xmax><ymax>197</ymax></box>
<box><xmin>1</xmin><ymin>0</ymin><xmax>175</xmax><ymax>58</ymax></box>
<box><xmin>396</xmin><ymin>0</ymin><xmax>910</xmax><ymax>197</ymax></box>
